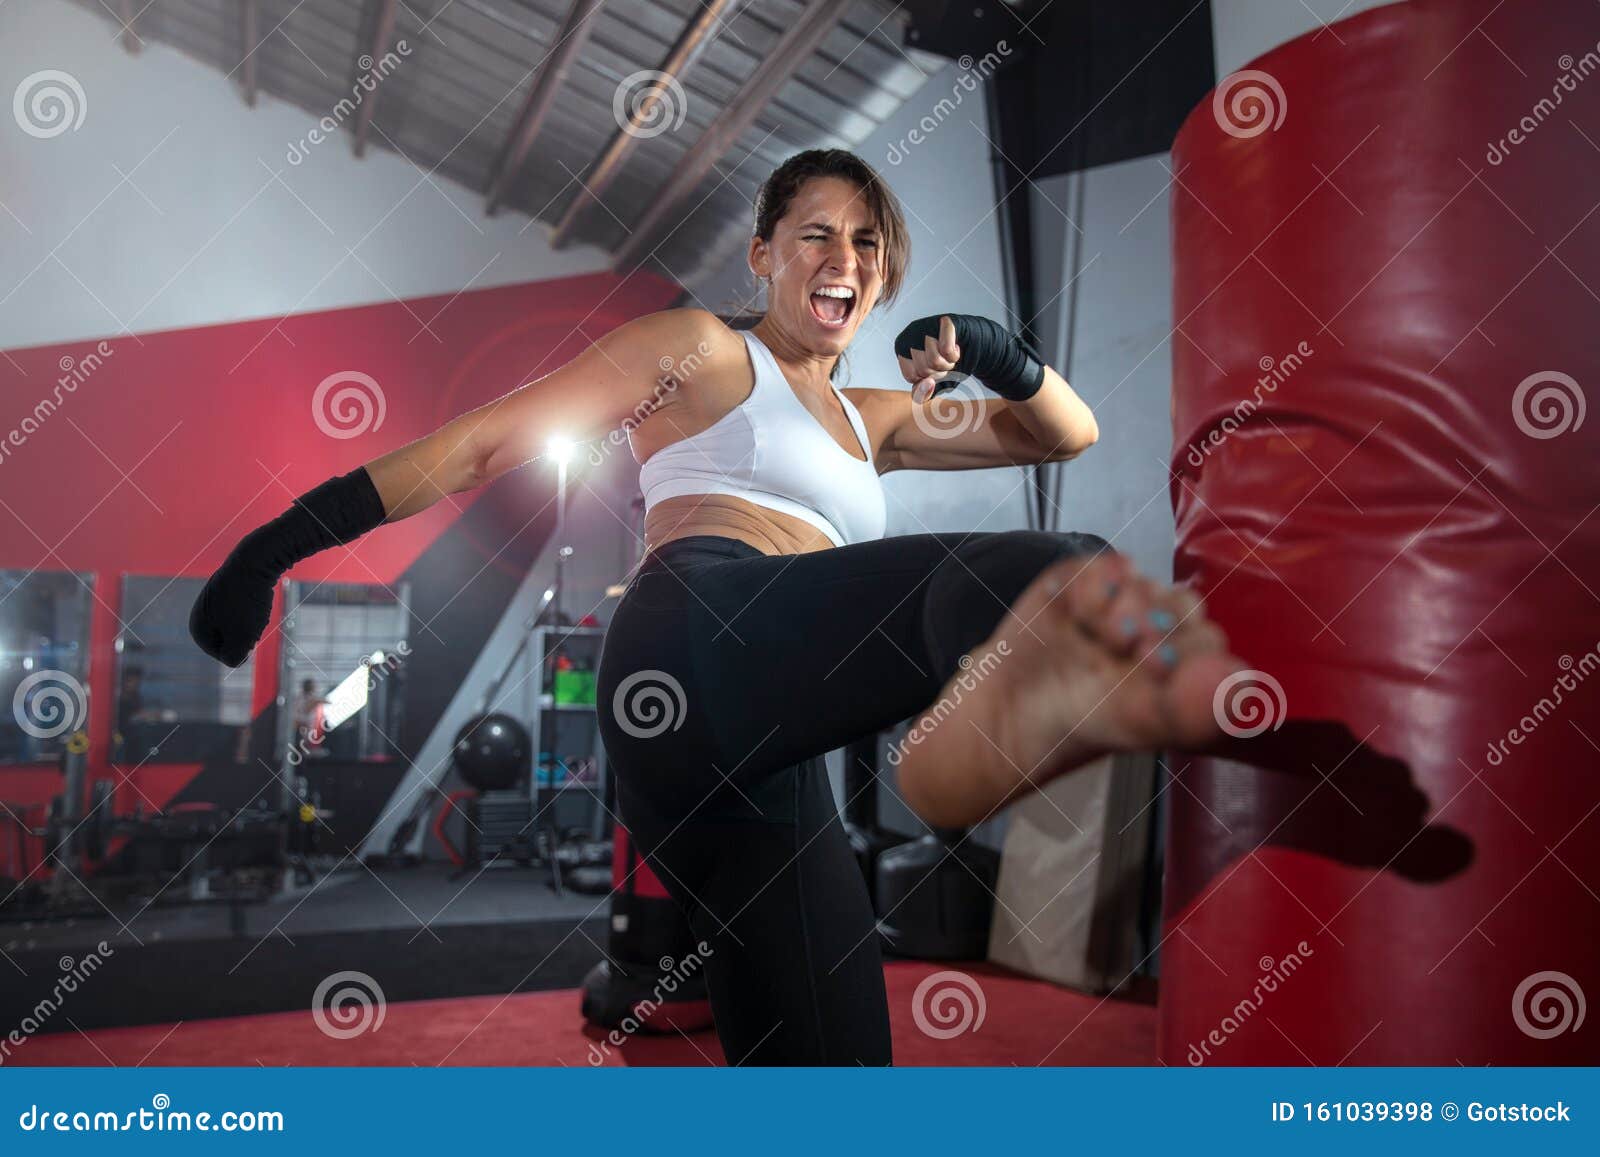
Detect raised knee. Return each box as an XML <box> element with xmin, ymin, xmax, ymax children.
<box><xmin>1054</xmin><ymin>530</ymin><xmax>1111</xmax><ymax>558</ymax></box>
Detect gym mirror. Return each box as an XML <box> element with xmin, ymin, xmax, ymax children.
<box><xmin>279</xmin><ymin>580</ymin><xmax>412</xmax><ymax>763</ymax></box>
<box><xmin>114</xmin><ymin>574</ymin><xmax>256</xmax><ymax>764</ymax></box>
<box><xmin>0</xmin><ymin>570</ymin><xmax>94</xmax><ymax>766</ymax></box>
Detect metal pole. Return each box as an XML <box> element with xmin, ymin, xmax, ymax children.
<box><xmin>554</xmin><ymin>457</ymin><xmax>568</xmax><ymax>626</ymax></box>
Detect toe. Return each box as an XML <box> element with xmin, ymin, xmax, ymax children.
<box><xmin>1011</xmin><ymin>550</ymin><xmax>1128</xmax><ymax>628</ymax></box>
<box><xmin>1089</xmin><ymin>575</ymin><xmax>1166</xmax><ymax>657</ymax></box>
<box><xmin>1161</xmin><ymin>649</ymin><xmax>1252</xmax><ymax>748</ymax></box>
<box><xmin>1124</xmin><ymin>583</ymin><xmax>1224</xmax><ymax>674</ymax></box>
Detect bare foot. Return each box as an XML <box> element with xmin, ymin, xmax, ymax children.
<box><xmin>896</xmin><ymin>551</ymin><xmax>1249</xmax><ymax>828</ymax></box>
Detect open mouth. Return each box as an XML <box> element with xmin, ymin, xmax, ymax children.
<box><xmin>809</xmin><ymin>286</ymin><xmax>856</xmax><ymax>329</ymax></box>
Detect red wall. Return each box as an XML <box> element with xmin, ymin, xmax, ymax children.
<box><xmin>0</xmin><ymin>270</ymin><xmax>679</xmax><ymax>876</ymax></box>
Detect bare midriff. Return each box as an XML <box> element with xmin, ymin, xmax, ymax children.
<box><xmin>643</xmin><ymin>493</ymin><xmax>837</xmax><ymax>558</ymax></box>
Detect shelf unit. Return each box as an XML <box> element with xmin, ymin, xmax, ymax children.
<box><xmin>527</xmin><ymin>625</ymin><xmax>608</xmax><ymax>876</ymax></box>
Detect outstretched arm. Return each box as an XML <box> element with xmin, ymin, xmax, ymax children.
<box><xmin>190</xmin><ymin>308</ymin><xmax>725</xmax><ymax>665</ymax></box>
<box><xmin>364</xmin><ymin>307</ymin><xmax>727</xmax><ymax>520</ymax></box>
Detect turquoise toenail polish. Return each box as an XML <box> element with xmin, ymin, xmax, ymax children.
<box><xmin>1150</xmin><ymin>610</ymin><xmax>1175</xmax><ymax>630</ymax></box>
<box><xmin>1122</xmin><ymin>615</ymin><xmax>1138</xmax><ymax>637</ymax></box>
<box><xmin>1160</xmin><ymin>644</ymin><xmax>1178</xmax><ymax>665</ymax></box>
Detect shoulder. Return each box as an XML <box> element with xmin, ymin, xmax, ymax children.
<box><xmin>639</xmin><ymin>309</ymin><xmax>754</xmax><ymax>385</ymax></box>
<box><xmin>609</xmin><ymin>310</ymin><xmax>758</xmax><ymax>426</ymax></box>
<box><xmin>616</xmin><ymin>308</ymin><xmax>739</xmax><ymax>359</ymax></box>
<box><xmin>602</xmin><ymin>308</ymin><xmax>747</xmax><ymax>392</ymax></box>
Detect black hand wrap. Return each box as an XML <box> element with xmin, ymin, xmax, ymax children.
<box><xmin>893</xmin><ymin>314</ymin><xmax>1047</xmax><ymax>401</ymax></box>
<box><xmin>189</xmin><ymin>466</ymin><xmax>388</xmax><ymax>667</ymax></box>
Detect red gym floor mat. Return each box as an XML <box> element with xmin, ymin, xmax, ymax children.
<box><xmin>4</xmin><ymin>961</ymin><xmax>1155</xmax><ymax>1066</ymax></box>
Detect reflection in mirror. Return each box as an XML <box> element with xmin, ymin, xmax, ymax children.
<box><xmin>115</xmin><ymin>575</ymin><xmax>256</xmax><ymax>764</ymax></box>
<box><xmin>0</xmin><ymin>571</ymin><xmax>94</xmax><ymax>765</ymax></box>
<box><xmin>280</xmin><ymin>582</ymin><xmax>411</xmax><ymax>764</ymax></box>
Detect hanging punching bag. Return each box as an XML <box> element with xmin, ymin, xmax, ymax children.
<box><xmin>1165</xmin><ymin>0</ymin><xmax>1599</xmax><ymax>1064</ymax></box>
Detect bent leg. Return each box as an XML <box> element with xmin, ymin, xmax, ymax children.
<box><xmin>677</xmin><ymin>529</ymin><xmax>1112</xmax><ymax>795</ymax></box>
<box><xmin>595</xmin><ymin>529</ymin><xmax>1120</xmax><ymax>1065</ymax></box>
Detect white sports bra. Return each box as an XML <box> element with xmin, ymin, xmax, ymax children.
<box><xmin>638</xmin><ymin>328</ymin><xmax>888</xmax><ymax>548</ymax></box>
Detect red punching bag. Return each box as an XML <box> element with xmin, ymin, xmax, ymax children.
<box><xmin>1165</xmin><ymin>0</ymin><xmax>1599</xmax><ymax>1064</ymax></box>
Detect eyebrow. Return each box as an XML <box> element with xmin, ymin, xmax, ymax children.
<box><xmin>798</xmin><ymin>220</ymin><xmax>880</xmax><ymax>235</ymax></box>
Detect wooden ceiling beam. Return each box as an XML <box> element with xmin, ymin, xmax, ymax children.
<box><xmin>352</xmin><ymin>0</ymin><xmax>400</xmax><ymax>158</ymax></box>
<box><xmin>483</xmin><ymin>0</ymin><xmax>609</xmax><ymax>216</ymax></box>
<box><xmin>611</xmin><ymin>0</ymin><xmax>852</xmax><ymax>271</ymax></box>
<box><xmin>548</xmin><ymin>0</ymin><xmax>745</xmax><ymax>249</ymax></box>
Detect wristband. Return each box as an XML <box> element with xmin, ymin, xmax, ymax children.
<box><xmin>245</xmin><ymin>466</ymin><xmax>390</xmax><ymax>573</ymax></box>
<box><xmin>189</xmin><ymin>467</ymin><xmax>388</xmax><ymax>667</ymax></box>
<box><xmin>893</xmin><ymin>314</ymin><xmax>1047</xmax><ymax>401</ymax></box>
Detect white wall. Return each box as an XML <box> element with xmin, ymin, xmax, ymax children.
<box><xmin>0</xmin><ymin>0</ymin><xmax>611</xmax><ymax>352</ymax></box>
<box><xmin>1030</xmin><ymin>156</ymin><xmax>1178</xmax><ymax>581</ymax></box>
<box><xmin>1212</xmin><ymin>0</ymin><xmax>1407</xmax><ymax>76</ymax></box>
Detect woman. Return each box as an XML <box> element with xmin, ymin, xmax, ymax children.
<box><xmin>290</xmin><ymin>677</ymin><xmax>327</xmax><ymax>757</ymax></box>
<box><xmin>191</xmin><ymin>149</ymin><xmax>1244</xmax><ymax>1066</ymax></box>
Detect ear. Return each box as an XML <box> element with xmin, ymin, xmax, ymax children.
<box><xmin>747</xmin><ymin>234</ymin><xmax>770</xmax><ymax>282</ymax></box>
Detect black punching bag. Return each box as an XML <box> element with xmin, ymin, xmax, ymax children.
<box><xmin>579</xmin><ymin>826</ymin><xmax>715</xmax><ymax>1034</ymax></box>
<box><xmin>841</xmin><ymin>732</ymin><xmax>911</xmax><ymax>905</ymax></box>
<box><xmin>875</xmin><ymin>826</ymin><xmax>1000</xmax><ymax>960</ymax></box>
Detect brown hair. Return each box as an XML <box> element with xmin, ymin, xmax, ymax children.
<box><xmin>751</xmin><ymin>148</ymin><xmax>910</xmax><ymax>309</ymax></box>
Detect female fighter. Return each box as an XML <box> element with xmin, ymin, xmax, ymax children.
<box><xmin>191</xmin><ymin>149</ymin><xmax>1245</xmax><ymax>1066</ymax></box>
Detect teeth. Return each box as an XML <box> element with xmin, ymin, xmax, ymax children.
<box><xmin>814</xmin><ymin>286</ymin><xmax>854</xmax><ymax>299</ymax></box>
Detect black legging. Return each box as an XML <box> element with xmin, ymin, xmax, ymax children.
<box><xmin>594</xmin><ymin>528</ymin><xmax>1108</xmax><ymax>1064</ymax></box>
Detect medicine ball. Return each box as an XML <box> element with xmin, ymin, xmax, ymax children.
<box><xmin>451</xmin><ymin>712</ymin><xmax>531</xmax><ymax>792</ymax></box>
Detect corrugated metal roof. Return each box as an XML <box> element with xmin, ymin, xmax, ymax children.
<box><xmin>70</xmin><ymin>0</ymin><xmax>940</xmax><ymax>292</ymax></box>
